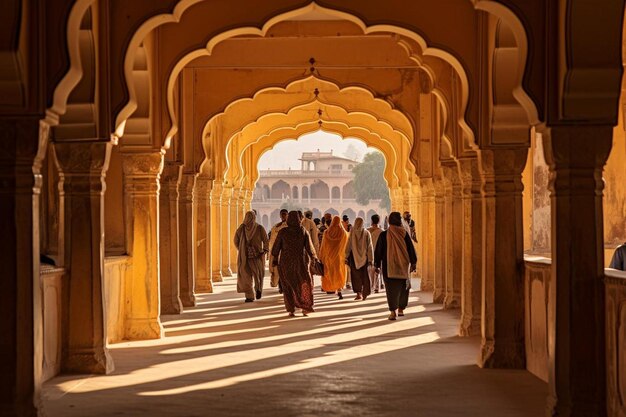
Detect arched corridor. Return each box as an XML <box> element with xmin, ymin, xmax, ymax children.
<box><xmin>2</xmin><ymin>1</ymin><xmax>626</xmax><ymax>416</ymax></box>
<box><xmin>42</xmin><ymin>277</ymin><xmax>546</xmax><ymax>417</ymax></box>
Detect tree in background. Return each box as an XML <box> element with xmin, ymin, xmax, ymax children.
<box><xmin>343</xmin><ymin>143</ymin><xmax>363</xmax><ymax>162</ymax></box>
<box><xmin>352</xmin><ymin>151</ymin><xmax>391</xmax><ymax>211</ymax></box>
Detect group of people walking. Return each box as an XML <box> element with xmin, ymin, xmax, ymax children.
<box><xmin>234</xmin><ymin>209</ymin><xmax>417</xmax><ymax>321</ymax></box>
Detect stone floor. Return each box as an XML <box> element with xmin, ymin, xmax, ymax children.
<box><xmin>42</xmin><ymin>277</ymin><xmax>547</xmax><ymax>417</ymax></box>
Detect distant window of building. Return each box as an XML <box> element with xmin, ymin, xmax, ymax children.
<box><xmin>331</xmin><ymin>164</ymin><xmax>342</xmax><ymax>172</ymax></box>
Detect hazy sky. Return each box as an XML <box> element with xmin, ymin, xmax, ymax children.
<box><xmin>257</xmin><ymin>131</ymin><xmax>379</xmax><ymax>170</ymax></box>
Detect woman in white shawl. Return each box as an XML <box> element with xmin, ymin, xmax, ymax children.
<box><xmin>344</xmin><ymin>217</ymin><xmax>374</xmax><ymax>300</ymax></box>
<box><xmin>234</xmin><ymin>211</ymin><xmax>269</xmax><ymax>302</ymax></box>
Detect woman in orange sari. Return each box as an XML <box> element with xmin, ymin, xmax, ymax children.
<box><xmin>319</xmin><ymin>216</ymin><xmax>349</xmax><ymax>299</ymax></box>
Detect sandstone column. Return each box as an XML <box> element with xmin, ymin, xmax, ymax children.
<box><xmin>210</xmin><ymin>182</ymin><xmax>223</xmax><ymax>282</ymax></box>
<box><xmin>194</xmin><ymin>176</ymin><xmax>213</xmax><ymax>293</ymax></box>
<box><xmin>419</xmin><ymin>178</ymin><xmax>435</xmax><ymax>291</ymax></box>
<box><xmin>478</xmin><ymin>148</ymin><xmax>527</xmax><ymax>368</ymax></box>
<box><xmin>158</xmin><ymin>162</ymin><xmax>183</xmax><ymax>314</ymax></box>
<box><xmin>229</xmin><ymin>188</ymin><xmax>240</xmax><ymax>273</ymax></box>
<box><xmin>458</xmin><ymin>157</ymin><xmax>483</xmax><ymax>337</ymax></box>
<box><xmin>0</xmin><ymin>118</ymin><xmax>47</xmax><ymax>416</ymax></box>
<box><xmin>122</xmin><ymin>151</ymin><xmax>164</xmax><ymax>340</ymax></box>
<box><xmin>221</xmin><ymin>186</ymin><xmax>233</xmax><ymax>277</ymax></box>
<box><xmin>178</xmin><ymin>173</ymin><xmax>197</xmax><ymax>306</ymax></box>
<box><xmin>543</xmin><ymin>126</ymin><xmax>611</xmax><ymax>416</ymax></box>
<box><xmin>433</xmin><ymin>176</ymin><xmax>446</xmax><ymax>303</ymax></box>
<box><xmin>442</xmin><ymin>164</ymin><xmax>462</xmax><ymax>309</ymax></box>
<box><xmin>53</xmin><ymin>140</ymin><xmax>114</xmax><ymax>373</ymax></box>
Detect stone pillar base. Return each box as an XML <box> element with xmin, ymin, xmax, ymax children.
<box><xmin>161</xmin><ymin>297</ymin><xmax>183</xmax><ymax>315</ymax></box>
<box><xmin>124</xmin><ymin>318</ymin><xmax>163</xmax><ymax>340</ymax></box>
<box><xmin>180</xmin><ymin>292</ymin><xmax>196</xmax><ymax>307</ymax></box>
<box><xmin>222</xmin><ymin>267</ymin><xmax>233</xmax><ymax>277</ymax></box>
<box><xmin>212</xmin><ymin>272</ymin><xmax>223</xmax><ymax>282</ymax></box>
<box><xmin>420</xmin><ymin>281</ymin><xmax>434</xmax><ymax>292</ymax></box>
<box><xmin>459</xmin><ymin>315</ymin><xmax>481</xmax><ymax>337</ymax></box>
<box><xmin>433</xmin><ymin>290</ymin><xmax>445</xmax><ymax>304</ymax></box>
<box><xmin>64</xmin><ymin>348</ymin><xmax>114</xmax><ymax>374</ymax></box>
<box><xmin>478</xmin><ymin>340</ymin><xmax>525</xmax><ymax>369</ymax></box>
<box><xmin>195</xmin><ymin>279</ymin><xmax>213</xmax><ymax>293</ymax></box>
<box><xmin>443</xmin><ymin>295</ymin><xmax>460</xmax><ymax>309</ymax></box>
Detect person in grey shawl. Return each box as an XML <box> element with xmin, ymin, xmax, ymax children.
<box><xmin>345</xmin><ymin>217</ymin><xmax>374</xmax><ymax>300</ymax></box>
<box><xmin>234</xmin><ymin>211</ymin><xmax>269</xmax><ymax>302</ymax></box>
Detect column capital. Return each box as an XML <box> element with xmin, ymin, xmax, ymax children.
<box><xmin>479</xmin><ymin>148</ymin><xmax>528</xmax><ymax>197</ymax></box>
<box><xmin>541</xmin><ymin>125</ymin><xmax>613</xmax><ymax>197</ymax></box>
<box><xmin>121</xmin><ymin>151</ymin><xmax>164</xmax><ymax>177</ymax></box>
<box><xmin>161</xmin><ymin>162</ymin><xmax>183</xmax><ymax>183</ymax></box>
<box><xmin>458</xmin><ymin>157</ymin><xmax>481</xmax><ymax>197</ymax></box>
<box><xmin>179</xmin><ymin>173</ymin><xmax>197</xmax><ymax>203</ymax></box>
<box><xmin>53</xmin><ymin>141</ymin><xmax>113</xmax><ymax>195</ymax></box>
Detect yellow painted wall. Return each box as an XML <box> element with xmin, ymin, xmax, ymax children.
<box><xmin>603</xmin><ymin>99</ymin><xmax>626</xmax><ymax>264</ymax></box>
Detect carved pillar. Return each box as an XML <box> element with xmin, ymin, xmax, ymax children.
<box><xmin>221</xmin><ymin>186</ymin><xmax>233</xmax><ymax>277</ymax></box>
<box><xmin>0</xmin><ymin>118</ymin><xmax>47</xmax><ymax>416</ymax></box>
<box><xmin>53</xmin><ymin>141</ymin><xmax>114</xmax><ymax>373</ymax></box>
<box><xmin>478</xmin><ymin>148</ymin><xmax>527</xmax><ymax>368</ymax></box>
<box><xmin>458</xmin><ymin>158</ymin><xmax>482</xmax><ymax>337</ymax></box>
<box><xmin>239</xmin><ymin>188</ymin><xmax>247</xmax><ymax>224</ymax></box>
<box><xmin>542</xmin><ymin>126</ymin><xmax>611</xmax><ymax>416</ymax></box>
<box><xmin>433</xmin><ymin>176</ymin><xmax>446</xmax><ymax>303</ymax></box>
<box><xmin>229</xmin><ymin>189</ymin><xmax>240</xmax><ymax>273</ymax></box>
<box><xmin>419</xmin><ymin>178</ymin><xmax>435</xmax><ymax>291</ymax></box>
<box><xmin>122</xmin><ymin>151</ymin><xmax>164</xmax><ymax>340</ymax></box>
<box><xmin>178</xmin><ymin>173</ymin><xmax>197</xmax><ymax>306</ymax></box>
<box><xmin>210</xmin><ymin>182</ymin><xmax>223</xmax><ymax>282</ymax></box>
<box><xmin>194</xmin><ymin>176</ymin><xmax>213</xmax><ymax>293</ymax></box>
<box><xmin>159</xmin><ymin>162</ymin><xmax>183</xmax><ymax>314</ymax></box>
<box><xmin>442</xmin><ymin>164</ymin><xmax>462</xmax><ymax>309</ymax></box>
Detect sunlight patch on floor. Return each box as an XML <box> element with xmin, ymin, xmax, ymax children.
<box><xmin>140</xmin><ymin>331</ymin><xmax>441</xmax><ymax>395</ymax></box>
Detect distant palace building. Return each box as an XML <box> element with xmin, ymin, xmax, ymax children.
<box><xmin>252</xmin><ymin>150</ymin><xmax>387</xmax><ymax>229</ymax></box>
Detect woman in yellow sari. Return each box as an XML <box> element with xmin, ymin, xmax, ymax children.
<box><xmin>319</xmin><ymin>216</ymin><xmax>349</xmax><ymax>299</ymax></box>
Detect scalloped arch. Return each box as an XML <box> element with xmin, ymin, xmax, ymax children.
<box><xmin>213</xmin><ymin>101</ymin><xmax>412</xmax><ymax>184</ymax></box>
<box><xmin>116</xmin><ymin>2</ymin><xmax>474</xmax><ymax>150</ymax></box>
<box><xmin>207</xmin><ymin>76</ymin><xmax>415</xmax><ymax>147</ymax></box>
<box><xmin>238</xmin><ymin>121</ymin><xmax>403</xmax><ymax>190</ymax></box>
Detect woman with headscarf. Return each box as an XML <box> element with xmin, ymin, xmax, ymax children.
<box><xmin>374</xmin><ymin>212</ymin><xmax>418</xmax><ymax>320</ymax></box>
<box><xmin>345</xmin><ymin>217</ymin><xmax>374</xmax><ymax>300</ymax></box>
<box><xmin>234</xmin><ymin>211</ymin><xmax>269</xmax><ymax>302</ymax></box>
<box><xmin>318</xmin><ymin>216</ymin><xmax>349</xmax><ymax>299</ymax></box>
<box><xmin>271</xmin><ymin>211</ymin><xmax>317</xmax><ymax>316</ymax></box>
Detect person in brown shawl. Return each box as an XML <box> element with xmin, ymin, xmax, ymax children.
<box><xmin>271</xmin><ymin>211</ymin><xmax>317</xmax><ymax>317</ymax></box>
<box><xmin>234</xmin><ymin>211</ymin><xmax>269</xmax><ymax>302</ymax></box>
<box><xmin>374</xmin><ymin>212</ymin><xmax>417</xmax><ymax>320</ymax></box>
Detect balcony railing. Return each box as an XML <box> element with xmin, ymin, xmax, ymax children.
<box><xmin>259</xmin><ymin>169</ymin><xmax>352</xmax><ymax>177</ymax></box>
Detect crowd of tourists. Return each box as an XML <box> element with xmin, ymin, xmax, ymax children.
<box><xmin>234</xmin><ymin>208</ymin><xmax>418</xmax><ymax>321</ymax></box>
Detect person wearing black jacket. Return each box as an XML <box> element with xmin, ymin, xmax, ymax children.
<box><xmin>374</xmin><ymin>212</ymin><xmax>418</xmax><ymax>320</ymax></box>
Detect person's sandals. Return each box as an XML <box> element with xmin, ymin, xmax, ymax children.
<box><xmin>388</xmin><ymin>311</ymin><xmax>397</xmax><ymax>321</ymax></box>
<box><xmin>288</xmin><ymin>312</ymin><xmax>296</xmax><ymax>317</ymax></box>
<box><xmin>397</xmin><ymin>309</ymin><xmax>405</xmax><ymax>317</ymax></box>
<box><xmin>354</xmin><ymin>293</ymin><xmax>362</xmax><ymax>301</ymax></box>
<box><xmin>337</xmin><ymin>291</ymin><xmax>343</xmax><ymax>300</ymax></box>
<box><xmin>244</xmin><ymin>298</ymin><xmax>254</xmax><ymax>303</ymax></box>
<box><xmin>255</xmin><ymin>290</ymin><xmax>262</xmax><ymax>300</ymax></box>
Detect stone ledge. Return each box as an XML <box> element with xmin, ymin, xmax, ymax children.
<box><xmin>40</xmin><ymin>264</ymin><xmax>65</xmax><ymax>275</ymax></box>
